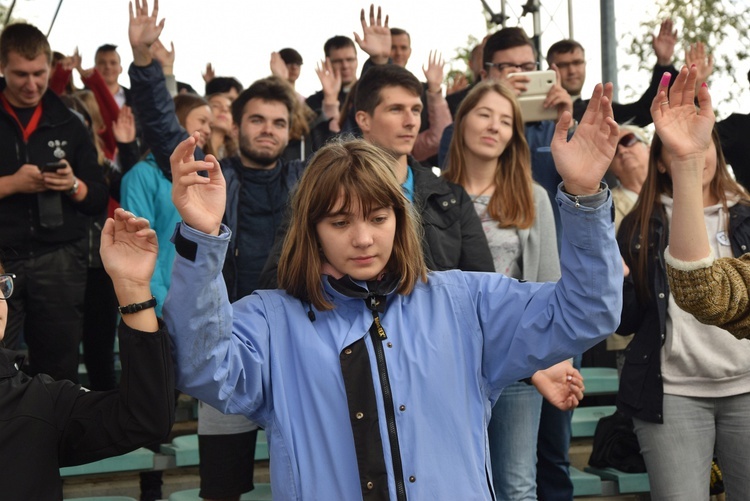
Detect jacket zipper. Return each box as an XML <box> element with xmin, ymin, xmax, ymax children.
<box><xmin>367</xmin><ymin>295</ymin><xmax>407</xmax><ymax>501</ymax></box>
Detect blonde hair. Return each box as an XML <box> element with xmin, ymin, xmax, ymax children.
<box><xmin>278</xmin><ymin>139</ymin><xmax>427</xmax><ymax>310</ymax></box>
<box><xmin>443</xmin><ymin>80</ymin><xmax>535</xmax><ymax>229</ymax></box>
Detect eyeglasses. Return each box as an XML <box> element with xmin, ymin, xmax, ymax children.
<box><xmin>329</xmin><ymin>57</ymin><xmax>357</xmax><ymax>66</ymax></box>
<box><xmin>555</xmin><ymin>59</ymin><xmax>586</xmax><ymax>71</ymax></box>
<box><xmin>485</xmin><ymin>62</ymin><xmax>538</xmax><ymax>72</ymax></box>
<box><xmin>618</xmin><ymin>132</ymin><xmax>642</xmax><ymax>149</ymax></box>
<box><xmin>0</xmin><ymin>273</ymin><xmax>14</xmax><ymax>300</ymax></box>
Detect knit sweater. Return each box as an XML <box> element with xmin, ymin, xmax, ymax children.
<box><xmin>666</xmin><ymin>249</ymin><xmax>750</xmax><ymax>340</ymax></box>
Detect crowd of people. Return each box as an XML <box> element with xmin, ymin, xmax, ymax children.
<box><xmin>0</xmin><ymin>0</ymin><xmax>748</xmax><ymax>500</ymax></box>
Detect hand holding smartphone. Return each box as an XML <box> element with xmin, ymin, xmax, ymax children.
<box><xmin>41</xmin><ymin>161</ymin><xmax>66</xmax><ymax>173</ymax></box>
<box><xmin>507</xmin><ymin>70</ymin><xmax>557</xmax><ymax>123</ymax></box>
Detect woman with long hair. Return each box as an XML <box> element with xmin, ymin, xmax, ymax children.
<box><xmin>617</xmin><ymin>67</ymin><xmax>750</xmax><ymax>499</ymax></box>
<box><xmin>444</xmin><ymin>80</ymin><xmax>569</xmax><ymax>499</ymax></box>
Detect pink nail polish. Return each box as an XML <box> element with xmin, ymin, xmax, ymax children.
<box><xmin>701</xmin><ymin>82</ymin><xmax>708</xmax><ymax>88</ymax></box>
<box><xmin>660</xmin><ymin>72</ymin><xmax>671</xmax><ymax>86</ymax></box>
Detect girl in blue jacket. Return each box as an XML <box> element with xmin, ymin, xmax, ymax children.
<box><xmin>164</xmin><ymin>83</ymin><xmax>622</xmax><ymax>500</ymax></box>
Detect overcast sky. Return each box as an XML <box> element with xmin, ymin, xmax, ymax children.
<box><xmin>3</xmin><ymin>0</ymin><xmax>748</xmax><ymax>118</ymax></box>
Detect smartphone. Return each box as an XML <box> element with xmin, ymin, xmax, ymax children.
<box><xmin>507</xmin><ymin>70</ymin><xmax>557</xmax><ymax>123</ymax></box>
<box><xmin>41</xmin><ymin>161</ymin><xmax>65</xmax><ymax>173</ymax></box>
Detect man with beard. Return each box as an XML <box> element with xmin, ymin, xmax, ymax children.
<box><xmin>126</xmin><ymin>3</ymin><xmax>302</xmax><ymax>498</ymax></box>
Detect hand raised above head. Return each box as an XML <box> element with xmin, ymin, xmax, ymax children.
<box><xmin>422</xmin><ymin>50</ymin><xmax>445</xmax><ymax>94</ymax></box>
<box><xmin>128</xmin><ymin>0</ymin><xmax>165</xmax><ymax>65</ymax></box>
<box><xmin>270</xmin><ymin>52</ymin><xmax>289</xmax><ymax>80</ymax></box>
<box><xmin>100</xmin><ymin>208</ymin><xmax>158</xmax><ymax>289</ymax></box>
<box><xmin>353</xmin><ymin>4</ymin><xmax>390</xmax><ymax>63</ymax></box>
<box><xmin>170</xmin><ymin>132</ymin><xmax>226</xmax><ymax>236</ymax></box>
<box><xmin>551</xmin><ymin>83</ymin><xmax>619</xmax><ymax>195</ymax></box>
<box><xmin>650</xmin><ymin>65</ymin><xmax>714</xmax><ymax>162</ymax></box>
<box><xmin>316</xmin><ymin>58</ymin><xmax>342</xmax><ymax>99</ymax></box>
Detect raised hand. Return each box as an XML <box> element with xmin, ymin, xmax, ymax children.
<box><xmin>650</xmin><ymin>66</ymin><xmax>714</xmax><ymax>161</ymax></box>
<box><xmin>170</xmin><ymin>132</ymin><xmax>226</xmax><ymax>236</ymax></box>
<box><xmin>353</xmin><ymin>4</ymin><xmax>390</xmax><ymax>64</ymax></box>
<box><xmin>422</xmin><ymin>50</ymin><xmax>445</xmax><ymax>94</ymax></box>
<box><xmin>112</xmin><ymin>105</ymin><xmax>136</xmax><ymax>143</ymax></box>
<box><xmin>128</xmin><ymin>0</ymin><xmax>165</xmax><ymax>66</ymax></box>
<box><xmin>316</xmin><ymin>58</ymin><xmax>342</xmax><ymax>101</ymax></box>
<box><xmin>72</xmin><ymin>47</ymin><xmax>93</xmax><ymax>78</ymax></box>
<box><xmin>685</xmin><ymin>42</ymin><xmax>714</xmax><ymax>89</ymax></box>
<box><xmin>270</xmin><ymin>52</ymin><xmax>289</xmax><ymax>80</ymax></box>
<box><xmin>653</xmin><ymin>18</ymin><xmax>677</xmax><ymax>66</ymax></box>
<box><xmin>551</xmin><ymin>83</ymin><xmax>619</xmax><ymax>195</ymax></box>
<box><xmin>531</xmin><ymin>361</ymin><xmax>585</xmax><ymax>411</ymax></box>
<box><xmin>100</xmin><ymin>208</ymin><xmax>158</xmax><ymax>290</ymax></box>
<box><xmin>150</xmin><ymin>38</ymin><xmax>175</xmax><ymax>74</ymax></box>
<box><xmin>203</xmin><ymin>62</ymin><xmax>215</xmax><ymax>83</ymax></box>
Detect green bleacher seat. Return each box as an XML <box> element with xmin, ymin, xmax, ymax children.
<box><xmin>160</xmin><ymin>430</ymin><xmax>269</xmax><ymax>467</ymax></box>
<box><xmin>570</xmin><ymin>466</ymin><xmax>602</xmax><ymax>496</ymax></box>
<box><xmin>585</xmin><ymin>466</ymin><xmax>651</xmax><ymax>493</ymax></box>
<box><xmin>60</xmin><ymin>447</ymin><xmax>154</xmax><ymax>477</ymax></box>
<box><xmin>65</xmin><ymin>497</ymin><xmax>137</xmax><ymax>501</ymax></box>
<box><xmin>169</xmin><ymin>484</ymin><xmax>272</xmax><ymax>501</ymax></box>
<box><xmin>571</xmin><ymin>405</ymin><xmax>617</xmax><ymax>438</ymax></box>
<box><xmin>580</xmin><ymin>367</ymin><xmax>619</xmax><ymax>395</ymax></box>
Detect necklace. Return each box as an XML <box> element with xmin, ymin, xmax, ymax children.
<box><xmin>470</xmin><ymin>183</ymin><xmax>495</xmax><ymax>204</ymax></box>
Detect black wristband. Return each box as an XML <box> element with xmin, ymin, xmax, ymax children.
<box><xmin>118</xmin><ymin>296</ymin><xmax>157</xmax><ymax>315</ymax></box>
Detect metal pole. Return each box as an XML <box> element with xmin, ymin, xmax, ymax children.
<box><xmin>600</xmin><ymin>0</ymin><xmax>618</xmax><ymax>95</ymax></box>
<box><xmin>532</xmin><ymin>0</ymin><xmax>542</xmax><ymax>67</ymax></box>
<box><xmin>568</xmin><ymin>0</ymin><xmax>574</xmax><ymax>39</ymax></box>
<box><xmin>500</xmin><ymin>0</ymin><xmax>506</xmax><ymax>27</ymax></box>
<box><xmin>4</xmin><ymin>0</ymin><xmax>17</xmax><ymax>27</ymax></box>
<box><xmin>47</xmin><ymin>0</ymin><xmax>64</xmax><ymax>38</ymax></box>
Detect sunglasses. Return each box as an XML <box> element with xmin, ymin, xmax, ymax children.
<box><xmin>618</xmin><ymin>132</ymin><xmax>641</xmax><ymax>149</ymax></box>
<box><xmin>0</xmin><ymin>273</ymin><xmax>14</xmax><ymax>300</ymax></box>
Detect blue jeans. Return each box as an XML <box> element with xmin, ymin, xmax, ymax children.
<box><xmin>634</xmin><ymin>393</ymin><xmax>750</xmax><ymax>501</ymax></box>
<box><xmin>488</xmin><ymin>381</ymin><xmax>543</xmax><ymax>500</ymax></box>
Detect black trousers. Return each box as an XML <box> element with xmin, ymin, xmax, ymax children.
<box><xmin>4</xmin><ymin>240</ymin><xmax>87</xmax><ymax>382</ymax></box>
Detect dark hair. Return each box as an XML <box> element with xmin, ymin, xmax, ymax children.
<box><xmin>95</xmin><ymin>44</ymin><xmax>119</xmax><ymax>60</ymax></box>
<box><xmin>205</xmin><ymin>76</ymin><xmax>243</xmax><ymax>97</ymax></box>
<box><xmin>173</xmin><ymin>94</ymin><xmax>209</xmax><ymax>128</ymax></box>
<box><xmin>546</xmin><ymin>39</ymin><xmax>585</xmax><ymax>65</ymax></box>
<box><xmin>0</xmin><ymin>23</ymin><xmax>51</xmax><ymax>65</ymax></box>
<box><xmin>623</xmin><ymin>127</ymin><xmax>749</xmax><ymax>302</ymax></box>
<box><xmin>278</xmin><ymin>139</ymin><xmax>426</xmax><ymax>310</ymax></box>
<box><xmin>483</xmin><ymin>27</ymin><xmax>536</xmax><ymax>66</ymax></box>
<box><xmin>279</xmin><ymin>48</ymin><xmax>303</xmax><ymax>66</ymax></box>
<box><xmin>390</xmin><ymin>27</ymin><xmax>410</xmax><ymax>42</ymax></box>
<box><xmin>323</xmin><ymin>36</ymin><xmax>355</xmax><ymax>57</ymax></box>
<box><xmin>354</xmin><ymin>65</ymin><xmax>422</xmax><ymax>115</ymax></box>
<box><xmin>231</xmin><ymin>76</ymin><xmax>295</xmax><ymax>128</ymax></box>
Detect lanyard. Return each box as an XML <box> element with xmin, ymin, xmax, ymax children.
<box><xmin>0</xmin><ymin>93</ymin><xmax>43</xmax><ymax>142</ymax></box>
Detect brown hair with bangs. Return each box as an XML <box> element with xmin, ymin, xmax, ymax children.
<box><xmin>277</xmin><ymin>139</ymin><xmax>427</xmax><ymax>310</ymax></box>
<box><xmin>443</xmin><ymin>80</ymin><xmax>535</xmax><ymax>229</ymax></box>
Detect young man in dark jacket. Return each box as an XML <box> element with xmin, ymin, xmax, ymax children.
<box><xmin>0</xmin><ymin>23</ymin><xmax>108</xmax><ymax>383</ymax></box>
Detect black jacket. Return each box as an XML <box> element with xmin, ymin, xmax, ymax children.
<box><xmin>258</xmin><ymin>159</ymin><xmax>494</xmax><ymax>289</ymax></box>
<box><xmin>0</xmin><ymin>321</ymin><xmax>175</xmax><ymax>500</ymax></box>
<box><xmin>616</xmin><ymin>203</ymin><xmax>750</xmax><ymax>423</ymax></box>
<box><xmin>0</xmin><ymin>80</ymin><xmax>108</xmax><ymax>260</ymax></box>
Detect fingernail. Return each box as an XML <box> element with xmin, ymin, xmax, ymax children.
<box><xmin>660</xmin><ymin>72</ymin><xmax>671</xmax><ymax>86</ymax></box>
<box><xmin>691</xmin><ymin>63</ymin><xmax>696</xmax><ymax>69</ymax></box>
<box><xmin>701</xmin><ymin>82</ymin><xmax>708</xmax><ymax>88</ymax></box>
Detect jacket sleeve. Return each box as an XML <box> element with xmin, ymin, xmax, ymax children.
<box><xmin>128</xmin><ymin>61</ymin><xmax>203</xmax><ymax>179</ymax></box>
<box><xmin>164</xmin><ymin>223</ymin><xmax>270</xmax><ymax>424</ymax></box>
<box><xmin>611</xmin><ymin>64</ymin><xmax>678</xmax><ymax>127</ymax></box>
<box><xmin>666</xmin><ymin>250</ymin><xmax>750</xmax><ymax>339</ymax></box>
<box><xmin>530</xmin><ymin>183</ymin><xmax>561</xmax><ymax>282</ymax></box>
<box><xmin>470</xmin><ymin>187</ymin><xmax>622</xmax><ymax>393</ymax></box>
<box><xmin>412</xmin><ymin>89</ymin><xmax>451</xmax><ymax>162</ymax></box>
<box><xmin>82</xmin><ymin>69</ymin><xmax>120</xmax><ymax>159</ymax></box>
<box><xmin>55</xmin><ymin>320</ymin><xmax>175</xmax><ymax>467</ymax></box>
<box><xmin>453</xmin><ymin>183</ymin><xmax>495</xmax><ymax>272</ymax></box>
